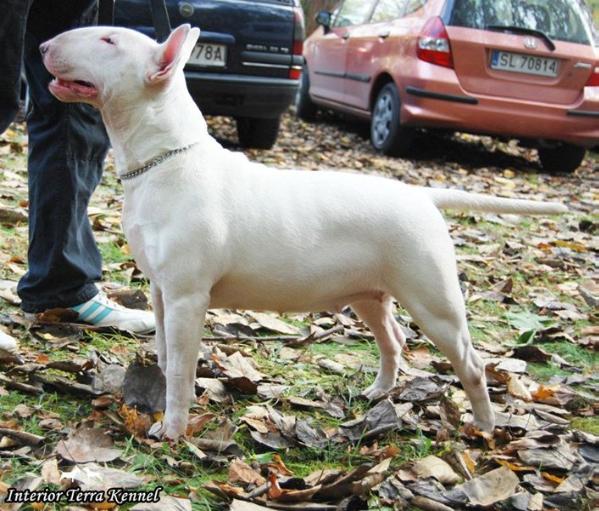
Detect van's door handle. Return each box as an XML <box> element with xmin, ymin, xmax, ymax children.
<box><xmin>342</xmin><ymin>32</ymin><xmax>350</xmax><ymax>40</ymax></box>
<box><xmin>379</xmin><ymin>31</ymin><xmax>390</xmax><ymax>39</ymax></box>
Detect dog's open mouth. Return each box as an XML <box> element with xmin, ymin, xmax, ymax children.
<box><xmin>49</xmin><ymin>77</ymin><xmax>98</xmax><ymax>98</ymax></box>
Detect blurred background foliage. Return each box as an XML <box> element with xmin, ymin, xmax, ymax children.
<box><xmin>301</xmin><ymin>0</ymin><xmax>340</xmax><ymax>34</ymax></box>
<box><xmin>301</xmin><ymin>1</ymin><xmax>598</xmax><ymax>36</ymax></box>
<box><xmin>590</xmin><ymin>0</ymin><xmax>598</xmax><ymax>23</ymax></box>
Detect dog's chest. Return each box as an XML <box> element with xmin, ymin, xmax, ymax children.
<box><xmin>121</xmin><ymin>217</ymin><xmax>156</xmax><ymax>278</ymax></box>
<box><xmin>121</xmin><ymin>190</ymin><xmax>167</xmax><ymax>280</ymax></box>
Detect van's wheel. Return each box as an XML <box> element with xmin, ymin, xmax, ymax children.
<box><xmin>236</xmin><ymin>117</ymin><xmax>280</xmax><ymax>149</ymax></box>
<box><xmin>537</xmin><ymin>144</ymin><xmax>585</xmax><ymax>174</ymax></box>
<box><xmin>296</xmin><ymin>68</ymin><xmax>317</xmax><ymax>121</ymax></box>
<box><xmin>370</xmin><ymin>83</ymin><xmax>414</xmax><ymax>156</ymax></box>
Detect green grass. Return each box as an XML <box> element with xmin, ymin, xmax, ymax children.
<box><xmin>571</xmin><ymin>416</ymin><xmax>599</xmax><ymax>435</ymax></box>
<box><xmin>590</xmin><ymin>0</ymin><xmax>599</xmax><ymax>24</ymax></box>
<box><xmin>98</xmin><ymin>241</ymin><xmax>131</xmax><ymax>265</ymax></box>
<box><xmin>527</xmin><ymin>362</ymin><xmax>571</xmax><ymax>381</ymax></box>
<box><xmin>84</xmin><ymin>331</ymin><xmax>140</xmax><ymax>360</ymax></box>
<box><xmin>518</xmin><ymin>341</ymin><xmax>598</xmax><ymax>382</ymax></box>
<box><xmin>540</xmin><ymin>341</ymin><xmax>599</xmax><ymax>372</ymax></box>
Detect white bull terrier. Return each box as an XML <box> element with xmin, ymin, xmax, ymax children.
<box><xmin>41</xmin><ymin>24</ymin><xmax>567</xmax><ymax>440</ymax></box>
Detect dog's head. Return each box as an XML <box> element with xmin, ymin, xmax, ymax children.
<box><xmin>41</xmin><ymin>24</ymin><xmax>200</xmax><ymax>108</ymax></box>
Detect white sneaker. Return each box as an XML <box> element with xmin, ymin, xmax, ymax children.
<box><xmin>0</xmin><ymin>329</ymin><xmax>18</xmax><ymax>355</ymax></box>
<box><xmin>71</xmin><ymin>292</ymin><xmax>155</xmax><ymax>334</ymax></box>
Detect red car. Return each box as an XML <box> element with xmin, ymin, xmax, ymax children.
<box><xmin>297</xmin><ymin>0</ymin><xmax>599</xmax><ymax>173</ymax></box>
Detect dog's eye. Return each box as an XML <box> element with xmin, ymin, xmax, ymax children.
<box><xmin>101</xmin><ymin>36</ymin><xmax>116</xmax><ymax>45</ymax></box>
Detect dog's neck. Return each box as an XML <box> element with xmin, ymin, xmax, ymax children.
<box><xmin>100</xmin><ymin>76</ymin><xmax>207</xmax><ymax>176</ymax></box>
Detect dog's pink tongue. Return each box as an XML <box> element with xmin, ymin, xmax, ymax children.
<box><xmin>57</xmin><ymin>78</ymin><xmax>97</xmax><ymax>97</ymax></box>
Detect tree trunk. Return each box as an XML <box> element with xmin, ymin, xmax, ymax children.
<box><xmin>302</xmin><ymin>0</ymin><xmax>341</xmax><ymax>36</ymax></box>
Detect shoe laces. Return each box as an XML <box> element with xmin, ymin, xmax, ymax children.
<box><xmin>94</xmin><ymin>292</ymin><xmax>126</xmax><ymax>311</ymax></box>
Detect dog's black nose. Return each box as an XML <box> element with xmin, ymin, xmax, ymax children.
<box><xmin>39</xmin><ymin>42</ymin><xmax>49</xmax><ymax>56</ymax></box>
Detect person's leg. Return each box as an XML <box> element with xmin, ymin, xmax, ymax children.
<box><xmin>17</xmin><ymin>0</ymin><xmax>108</xmax><ymax>312</ymax></box>
<box><xmin>0</xmin><ymin>1</ymin><xmax>31</xmax><ymax>351</ymax></box>
<box><xmin>0</xmin><ymin>0</ymin><xmax>33</xmax><ymax>133</ymax></box>
<box><xmin>14</xmin><ymin>1</ymin><xmax>154</xmax><ymax>333</ymax></box>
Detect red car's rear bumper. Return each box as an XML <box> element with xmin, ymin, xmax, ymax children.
<box><xmin>401</xmin><ymin>68</ymin><xmax>599</xmax><ymax>147</ymax></box>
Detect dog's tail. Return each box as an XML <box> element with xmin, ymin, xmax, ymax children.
<box><xmin>421</xmin><ymin>187</ymin><xmax>567</xmax><ymax>215</ymax></box>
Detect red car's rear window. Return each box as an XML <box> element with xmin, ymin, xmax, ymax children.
<box><xmin>448</xmin><ymin>0</ymin><xmax>595</xmax><ymax>46</ymax></box>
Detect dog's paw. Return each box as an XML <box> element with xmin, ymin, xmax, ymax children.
<box><xmin>361</xmin><ymin>383</ymin><xmax>392</xmax><ymax>400</ymax></box>
<box><xmin>148</xmin><ymin>419</ymin><xmax>186</xmax><ymax>442</ymax></box>
<box><xmin>473</xmin><ymin>416</ymin><xmax>495</xmax><ymax>434</ymax></box>
<box><xmin>148</xmin><ymin>420</ymin><xmax>167</xmax><ymax>440</ymax></box>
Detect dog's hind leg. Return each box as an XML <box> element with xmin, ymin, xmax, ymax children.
<box><xmin>161</xmin><ymin>291</ymin><xmax>209</xmax><ymax>440</ymax></box>
<box><xmin>351</xmin><ymin>296</ymin><xmax>407</xmax><ymax>400</ymax></box>
<box><xmin>391</xmin><ymin>273</ymin><xmax>495</xmax><ymax>432</ymax></box>
<box><xmin>150</xmin><ymin>283</ymin><xmax>167</xmax><ymax>374</ymax></box>
<box><xmin>381</xmin><ymin>206</ymin><xmax>495</xmax><ymax>431</ymax></box>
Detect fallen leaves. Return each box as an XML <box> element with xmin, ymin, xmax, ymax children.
<box><xmin>123</xmin><ymin>359</ymin><xmax>166</xmax><ymax>413</ymax></box>
<box><xmin>458</xmin><ymin>466</ymin><xmax>520</xmax><ymax>507</ymax></box>
<box><xmin>1</xmin><ymin>117</ymin><xmax>597</xmax><ymax>510</ymax></box>
<box><xmin>0</xmin><ymin>206</ymin><xmax>27</xmax><ymax>225</ymax></box>
<box><xmin>246</xmin><ymin>311</ymin><xmax>301</xmax><ymax>335</ymax></box>
<box><xmin>212</xmin><ymin>349</ymin><xmax>265</xmax><ymax>393</ymax></box>
<box><xmin>412</xmin><ymin>455</ymin><xmax>461</xmax><ymax>485</ymax></box>
<box><xmin>229</xmin><ymin>458</ymin><xmax>266</xmax><ymax>486</ymax></box>
<box><xmin>55</xmin><ymin>427</ymin><xmax>121</xmax><ymax>463</ymax></box>
<box><xmin>61</xmin><ymin>463</ymin><xmax>145</xmax><ymax>492</ymax></box>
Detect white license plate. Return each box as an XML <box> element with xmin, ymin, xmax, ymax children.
<box><xmin>491</xmin><ymin>50</ymin><xmax>559</xmax><ymax>77</ymax></box>
<box><xmin>189</xmin><ymin>43</ymin><xmax>227</xmax><ymax>67</ymax></box>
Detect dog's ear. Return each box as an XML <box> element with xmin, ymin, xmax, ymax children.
<box><xmin>147</xmin><ymin>24</ymin><xmax>200</xmax><ymax>84</ymax></box>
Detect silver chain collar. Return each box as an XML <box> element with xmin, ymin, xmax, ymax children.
<box><xmin>119</xmin><ymin>142</ymin><xmax>199</xmax><ymax>181</ymax></box>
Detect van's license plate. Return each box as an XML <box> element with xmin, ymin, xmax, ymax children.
<box><xmin>491</xmin><ymin>50</ymin><xmax>558</xmax><ymax>77</ymax></box>
<box><xmin>189</xmin><ymin>43</ymin><xmax>227</xmax><ymax>67</ymax></box>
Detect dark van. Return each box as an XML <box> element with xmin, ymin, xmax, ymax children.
<box><xmin>115</xmin><ymin>0</ymin><xmax>305</xmax><ymax>148</ymax></box>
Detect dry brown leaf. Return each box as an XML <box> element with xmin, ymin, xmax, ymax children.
<box><xmin>229</xmin><ymin>500</ymin><xmax>271</xmax><ymax>511</ymax></box>
<box><xmin>41</xmin><ymin>458</ymin><xmax>61</xmax><ymax>485</ymax></box>
<box><xmin>458</xmin><ymin>467</ymin><xmax>519</xmax><ymax>507</ymax></box>
<box><xmin>228</xmin><ymin>458</ymin><xmax>266</xmax><ymax>486</ymax></box>
<box><xmin>186</xmin><ymin>412</ymin><xmax>216</xmax><ymax>437</ymax></box>
<box><xmin>119</xmin><ymin>404</ymin><xmax>153</xmax><ymax>438</ymax></box>
<box><xmin>130</xmin><ymin>495</ymin><xmax>192</xmax><ymax>510</ymax></box>
<box><xmin>541</xmin><ymin>471</ymin><xmax>566</xmax><ymax>485</ymax></box>
<box><xmin>247</xmin><ymin>311</ymin><xmax>300</xmax><ymax>335</ymax></box>
<box><xmin>507</xmin><ymin>374</ymin><xmax>532</xmax><ymax>401</ymax></box>
<box><xmin>496</xmin><ymin>459</ymin><xmax>535</xmax><ymax>472</ymax></box>
<box><xmin>196</xmin><ymin>377</ymin><xmax>229</xmax><ymax>403</ymax></box>
<box><xmin>212</xmin><ymin>351</ymin><xmax>265</xmax><ymax>383</ymax></box>
<box><xmin>267</xmin><ymin>453</ymin><xmax>294</xmax><ymax>477</ymax></box>
<box><xmin>61</xmin><ymin>463</ymin><xmax>145</xmax><ymax>491</ymax></box>
<box><xmin>412</xmin><ymin>455</ymin><xmax>461</xmax><ymax>485</ymax></box>
<box><xmin>56</xmin><ymin>427</ymin><xmax>121</xmax><ymax>463</ymax></box>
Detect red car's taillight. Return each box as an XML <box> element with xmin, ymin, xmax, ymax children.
<box><xmin>417</xmin><ymin>17</ymin><xmax>453</xmax><ymax>69</ymax></box>
<box><xmin>586</xmin><ymin>67</ymin><xmax>599</xmax><ymax>86</ymax></box>
<box><xmin>290</xmin><ymin>6</ymin><xmax>305</xmax><ymax>80</ymax></box>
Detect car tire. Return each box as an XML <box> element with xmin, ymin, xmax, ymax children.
<box><xmin>538</xmin><ymin>144</ymin><xmax>586</xmax><ymax>174</ymax></box>
<box><xmin>295</xmin><ymin>69</ymin><xmax>317</xmax><ymax>121</ymax></box>
<box><xmin>370</xmin><ymin>83</ymin><xmax>414</xmax><ymax>157</ymax></box>
<box><xmin>236</xmin><ymin>117</ymin><xmax>281</xmax><ymax>149</ymax></box>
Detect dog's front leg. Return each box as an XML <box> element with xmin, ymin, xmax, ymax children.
<box><xmin>160</xmin><ymin>292</ymin><xmax>208</xmax><ymax>440</ymax></box>
<box><xmin>150</xmin><ymin>283</ymin><xmax>167</xmax><ymax>373</ymax></box>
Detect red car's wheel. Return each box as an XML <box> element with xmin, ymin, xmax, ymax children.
<box><xmin>370</xmin><ymin>83</ymin><xmax>414</xmax><ymax>157</ymax></box>
<box><xmin>538</xmin><ymin>144</ymin><xmax>586</xmax><ymax>174</ymax></box>
<box><xmin>296</xmin><ymin>67</ymin><xmax>318</xmax><ymax>122</ymax></box>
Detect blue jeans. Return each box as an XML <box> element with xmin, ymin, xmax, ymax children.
<box><xmin>0</xmin><ymin>0</ymin><xmax>110</xmax><ymax>312</ymax></box>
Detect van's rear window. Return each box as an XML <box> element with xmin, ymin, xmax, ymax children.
<box><xmin>448</xmin><ymin>0</ymin><xmax>595</xmax><ymax>46</ymax></box>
